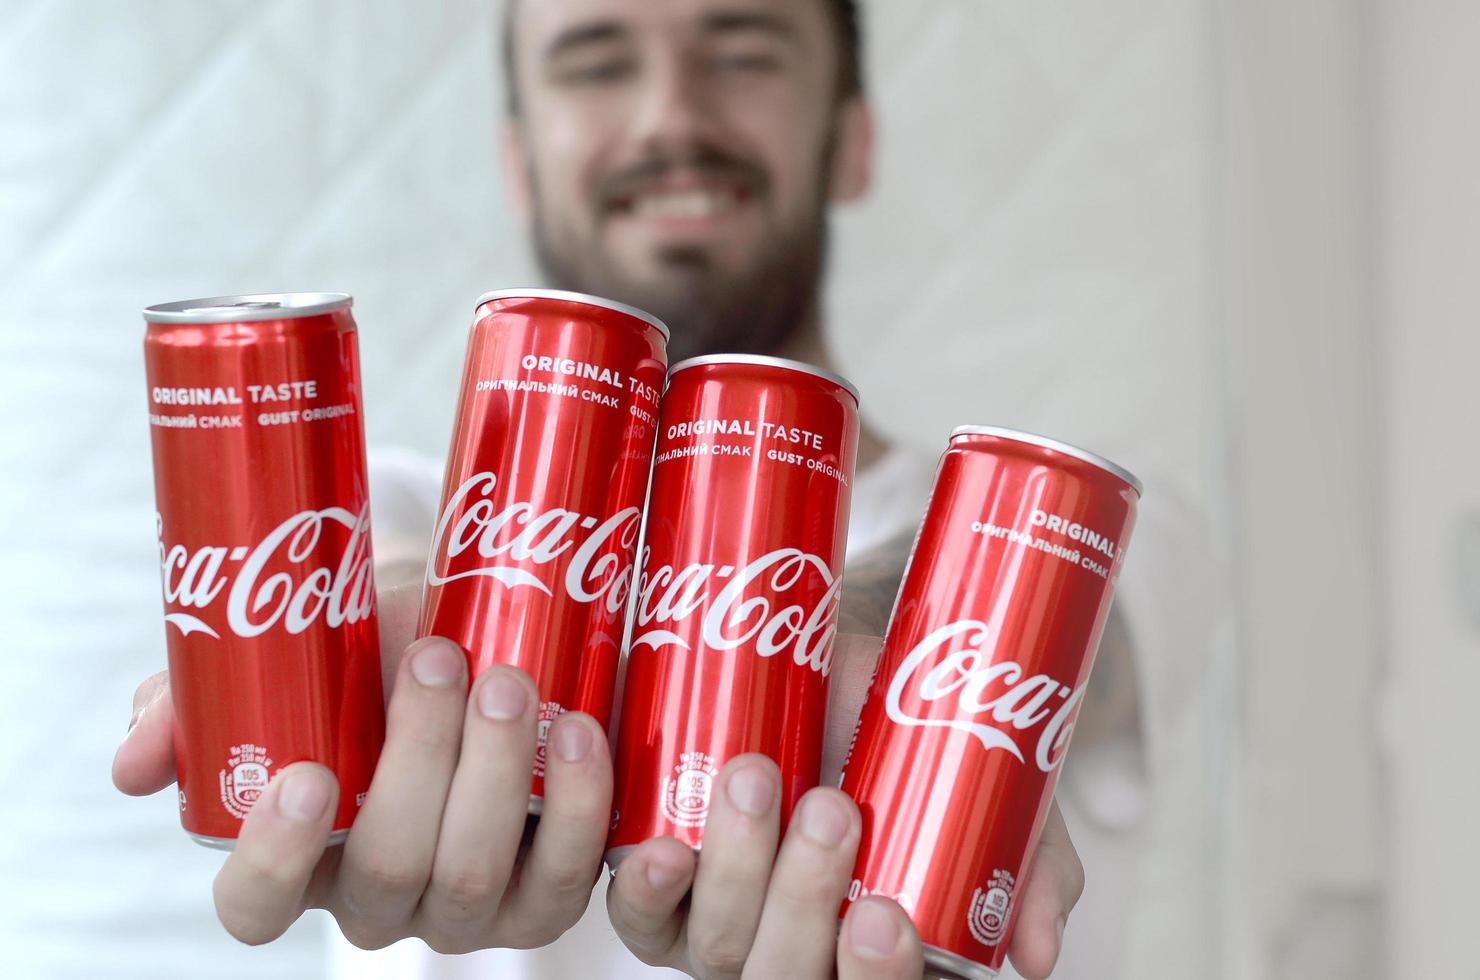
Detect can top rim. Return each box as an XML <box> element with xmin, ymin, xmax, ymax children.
<box><xmin>950</xmin><ymin>425</ymin><xmax>1143</xmax><ymax>496</ymax></box>
<box><xmin>474</xmin><ymin>288</ymin><xmax>671</xmax><ymax>342</ymax></box>
<box><xmin>143</xmin><ymin>292</ymin><xmax>352</xmax><ymax>324</ymax></box>
<box><xmin>667</xmin><ymin>354</ymin><xmax>860</xmax><ymax>405</ymax></box>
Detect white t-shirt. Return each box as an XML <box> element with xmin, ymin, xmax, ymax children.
<box><xmin>334</xmin><ymin>443</ymin><xmax>1166</xmax><ymax>980</ymax></box>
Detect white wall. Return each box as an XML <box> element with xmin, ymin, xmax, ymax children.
<box><xmin>1215</xmin><ymin>1</ymin><xmax>1385</xmax><ymax>976</ymax></box>
<box><xmin>1375</xmin><ymin>2</ymin><xmax>1480</xmax><ymax>976</ymax></box>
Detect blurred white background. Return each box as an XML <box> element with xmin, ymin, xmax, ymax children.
<box><xmin>0</xmin><ymin>0</ymin><xmax>1472</xmax><ymax>978</ymax></box>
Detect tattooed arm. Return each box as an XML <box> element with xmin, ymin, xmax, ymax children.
<box><xmin>837</xmin><ymin>529</ymin><xmax>917</xmax><ymax>637</ymax></box>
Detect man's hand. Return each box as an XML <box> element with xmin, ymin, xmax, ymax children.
<box><xmin>111</xmin><ymin>584</ymin><xmax>614</xmax><ymax>953</ymax></box>
<box><xmin>605</xmin><ymin>634</ymin><xmax>1085</xmax><ymax>980</ymax></box>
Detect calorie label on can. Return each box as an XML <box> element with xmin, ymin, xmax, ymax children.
<box><xmin>839</xmin><ymin>426</ymin><xmax>1140</xmax><ymax>979</ymax></box>
<box><xmin>607</xmin><ymin>355</ymin><xmax>859</xmax><ymax>862</ymax></box>
<box><xmin>142</xmin><ymin>293</ymin><xmax>385</xmax><ymax>848</ymax></box>
<box><xmin>418</xmin><ymin>290</ymin><xmax>668</xmax><ymax>808</ymax></box>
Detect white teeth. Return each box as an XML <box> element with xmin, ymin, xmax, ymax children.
<box><xmin>632</xmin><ymin>189</ymin><xmax>730</xmax><ymax>220</ymax></box>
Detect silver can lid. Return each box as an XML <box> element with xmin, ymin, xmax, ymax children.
<box><xmin>950</xmin><ymin>424</ymin><xmax>1143</xmax><ymax>496</ymax></box>
<box><xmin>667</xmin><ymin>353</ymin><xmax>860</xmax><ymax>405</ymax></box>
<box><xmin>143</xmin><ymin>292</ymin><xmax>352</xmax><ymax>324</ymax></box>
<box><xmin>475</xmin><ymin>288</ymin><xmax>671</xmax><ymax>342</ymax></box>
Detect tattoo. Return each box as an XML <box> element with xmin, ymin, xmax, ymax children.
<box><xmin>838</xmin><ymin>528</ymin><xmax>917</xmax><ymax>637</ymax></box>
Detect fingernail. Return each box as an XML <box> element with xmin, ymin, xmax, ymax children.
<box><xmin>798</xmin><ymin>793</ymin><xmax>849</xmax><ymax>847</ymax></box>
<box><xmin>127</xmin><ymin>707</ymin><xmax>143</xmax><ymax>734</ymax></box>
<box><xmin>477</xmin><ymin>671</ymin><xmax>528</xmax><ymax>721</ymax></box>
<box><xmin>1055</xmin><ymin>915</ymin><xmax>1066</xmax><ymax>950</ymax></box>
<box><xmin>726</xmin><ymin>764</ymin><xmax>776</xmax><ymax>816</ymax></box>
<box><xmin>848</xmin><ymin>900</ymin><xmax>901</xmax><ymax>961</ymax></box>
<box><xmin>277</xmin><ymin>769</ymin><xmax>332</xmax><ymax>823</ymax></box>
<box><xmin>554</xmin><ymin>718</ymin><xmax>592</xmax><ymax>762</ymax></box>
<box><xmin>411</xmin><ymin>642</ymin><xmax>464</xmax><ymax>688</ymax></box>
<box><xmin>645</xmin><ymin>859</ymin><xmax>683</xmax><ymax>891</ymax></box>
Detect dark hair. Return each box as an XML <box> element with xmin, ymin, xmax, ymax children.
<box><xmin>501</xmin><ymin>0</ymin><xmax>864</xmax><ymax>116</ymax></box>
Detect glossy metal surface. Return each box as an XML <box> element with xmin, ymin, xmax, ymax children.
<box><xmin>418</xmin><ymin>292</ymin><xmax>667</xmax><ymax>803</ymax></box>
<box><xmin>607</xmin><ymin>360</ymin><xmax>859</xmax><ymax>856</ymax></box>
<box><xmin>143</xmin><ymin>296</ymin><xmax>383</xmax><ymax>845</ymax></box>
<box><xmin>669</xmin><ymin>352</ymin><xmax>861</xmax><ymax>404</ymax></box>
<box><xmin>839</xmin><ymin>429</ymin><xmax>1139</xmax><ymax>975</ymax></box>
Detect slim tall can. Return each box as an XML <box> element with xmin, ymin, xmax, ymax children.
<box><xmin>143</xmin><ymin>292</ymin><xmax>384</xmax><ymax>849</ymax></box>
<box><xmin>608</xmin><ymin>354</ymin><xmax>859</xmax><ymax>864</ymax></box>
<box><xmin>418</xmin><ymin>289</ymin><xmax>668</xmax><ymax>809</ymax></box>
<box><xmin>839</xmin><ymin>426</ymin><xmax>1141</xmax><ymax>979</ymax></box>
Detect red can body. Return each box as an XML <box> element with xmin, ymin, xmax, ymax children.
<box><xmin>839</xmin><ymin>426</ymin><xmax>1140</xmax><ymax>979</ymax></box>
<box><xmin>607</xmin><ymin>355</ymin><xmax>859</xmax><ymax>862</ymax></box>
<box><xmin>142</xmin><ymin>293</ymin><xmax>384</xmax><ymax>848</ymax></box>
<box><xmin>418</xmin><ymin>290</ymin><xmax>667</xmax><ymax>805</ymax></box>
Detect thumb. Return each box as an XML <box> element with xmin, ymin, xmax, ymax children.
<box><xmin>1006</xmin><ymin>800</ymin><xmax>1084</xmax><ymax>979</ymax></box>
<box><xmin>112</xmin><ymin>670</ymin><xmax>178</xmax><ymax>796</ymax></box>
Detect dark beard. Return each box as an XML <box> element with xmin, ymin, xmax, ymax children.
<box><xmin>529</xmin><ymin>156</ymin><xmax>831</xmax><ymax>363</ymax></box>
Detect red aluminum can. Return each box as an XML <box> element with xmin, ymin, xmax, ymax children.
<box><xmin>607</xmin><ymin>355</ymin><xmax>859</xmax><ymax>864</ymax></box>
<box><xmin>142</xmin><ymin>293</ymin><xmax>384</xmax><ymax>849</ymax></box>
<box><xmin>418</xmin><ymin>289</ymin><xmax>667</xmax><ymax>808</ymax></box>
<box><xmin>838</xmin><ymin>426</ymin><xmax>1140</xmax><ymax>978</ymax></box>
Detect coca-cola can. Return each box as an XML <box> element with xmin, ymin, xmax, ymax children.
<box><xmin>607</xmin><ymin>355</ymin><xmax>859</xmax><ymax>864</ymax></box>
<box><xmin>142</xmin><ymin>293</ymin><xmax>384</xmax><ymax>849</ymax></box>
<box><xmin>418</xmin><ymin>289</ymin><xmax>667</xmax><ymax>809</ymax></box>
<box><xmin>838</xmin><ymin>426</ymin><xmax>1140</xmax><ymax>978</ymax></box>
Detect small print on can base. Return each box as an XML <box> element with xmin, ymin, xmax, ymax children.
<box><xmin>607</xmin><ymin>355</ymin><xmax>859</xmax><ymax>855</ymax></box>
<box><xmin>839</xmin><ymin>426</ymin><xmax>1139</xmax><ymax>976</ymax></box>
<box><xmin>143</xmin><ymin>293</ymin><xmax>385</xmax><ymax>847</ymax></box>
<box><xmin>418</xmin><ymin>290</ymin><xmax>668</xmax><ymax>802</ymax></box>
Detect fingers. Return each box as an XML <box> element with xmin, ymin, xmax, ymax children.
<box><xmin>413</xmin><ymin>665</ymin><xmax>540</xmax><ymax>951</ymax></box>
<box><xmin>685</xmin><ymin>754</ymin><xmax>782</xmax><ymax>979</ymax></box>
<box><xmin>496</xmin><ymin>710</ymin><xmax>614</xmax><ymax>945</ymax></box>
<box><xmin>334</xmin><ymin>637</ymin><xmax>469</xmax><ymax>946</ymax></box>
<box><xmin>836</xmin><ymin>898</ymin><xmax>924</xmax><ymax>980</ymax></box>
<box><xmin>1006</xmin><ymin>800</ymin><xmax>1084</xmax><ymax>980</ymax></box>
<box><xmin>213</xmin><ymin>763</ymin><xmax>339</xmax><ymax>945</ymax></box>
<box><xmin>112</xmin><ymin>671</ymin><xmax>177</xmax><ymax>796</ymax></box>
<box><xmin>606</xmin><ymin>837</ymin><xmax>698</xmax><ymax>966</ymax></box>
<box><xmin>742</xmin><ymin>788</ymin><xmax>862</xmax><ymax>979</ymax></box>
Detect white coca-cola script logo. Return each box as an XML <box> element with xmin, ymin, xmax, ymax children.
<box><xmin>158</xmin><ymin>504</ymin><xmax>374</xmax><ymax>640</ymax></box>
<box><xmin>426</xmin><ymin>472</ymin><xmax>642</xmax><ymax>616</ymax></box>
<box><xmin>630</xmin><ymin>548</ymin><xmax>840</xmax><ymax>676</ymax></box>
<box><xmin>884</xmin><ymin>620</ymin><xmax>1083</xmax><ymax>773</ymax></box>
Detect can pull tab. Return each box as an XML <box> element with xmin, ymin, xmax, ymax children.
<box><xmin>1456</xmin><ymin>509</ymin><xmax>1480</xmax><ymax>632</ymax></box>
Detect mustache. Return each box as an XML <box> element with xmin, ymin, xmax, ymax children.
<box><xmin>596</xmin><ymin>146</ymin><xmax>769</xmax><ymax>206</ymax></box>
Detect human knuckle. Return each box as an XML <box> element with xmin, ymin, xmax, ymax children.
<box><xmin>500</xmin><ymin>904</ymin><xmax>575</xmax><ymax>948</ymax></box>
<box><xmin>214</xmin><ymin>896</ymin><xmax>284</xmax><ymax>947</ymax></box>
<box><xmin>133</xmin><ymin>671</ymin><xmax>167</xmax><ymax>708</ymax></box>
<box><xmin>336</xmin><ymin>918</ymin><xmax>398</xmax><ymax>951</ymax></box>
<box><xmin>542</xmin><ymin>857</ymin><xmax>599</xmax><ymax>899</ymax></box>
<box><xmin>690</xmin><ymin>931</ymin><xmax>751</xmax><ymax>979</ymax></box>
<box><xmin>233</xmin><ymin>849</ymin><xmax>303</xmax><ymax>893</ymax></box>
<box><xmin>1065</xmin><ymin>850</ymin><xmax>1087</xmax><ymax>904</ymax></box>
<box><xmin>359</xmin><ymin>856</ymin><xmax>428</xmax><ymax>896</ymax></box>
<box><xmin>434</xmin><ymin>866</ymin><xmax>501</xmax><ymax>910</ymax></box>
<box><xmin>422</xmin><ymin>929</ymin><xmax>481</xmax><ymax>956</ymax></box>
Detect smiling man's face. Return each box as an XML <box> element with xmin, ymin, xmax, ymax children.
<box><xmin>503</xmin><ymin>0</ymin><xmax>870</xmax><ymax>360</ymax></box>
